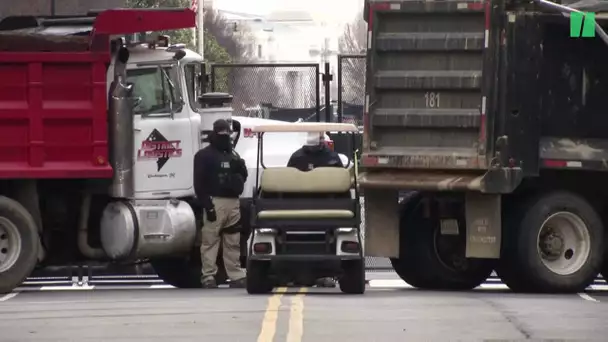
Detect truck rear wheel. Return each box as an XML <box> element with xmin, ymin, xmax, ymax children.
<box><xmin>390</xmin><ymin>195</ymin><xmax>494</xmax><ymax>290</ymax></box>
<box><xmin>498</xmin><ymin>191</ymin><xmax>604</xmax><ymax>293</ymax></box>
<box><xmin>0</xmin><ymin>196</ymin><xmax>39</xmax><ymax>294</ymax></box>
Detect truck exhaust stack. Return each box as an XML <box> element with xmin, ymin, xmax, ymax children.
<box><xmin>108</xmin><ymin>45</ymin><xmax>135</xmax><ymax>199</ymax></box>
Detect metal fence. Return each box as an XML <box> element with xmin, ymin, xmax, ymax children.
<box><xmin>210</xmin><ymin>63</ymin><xmax>321</xmax><ymax>122</ymax></box>
<box><xmin>337</xmin><ymin>54</ymin><xmax>366</xmax><ymax>126</ymax></box>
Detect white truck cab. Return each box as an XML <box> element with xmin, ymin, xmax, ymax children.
<box><xmin>107</xmin><ymin>40</ymin><xmax>231</xmax><ymax>200</ymax></box>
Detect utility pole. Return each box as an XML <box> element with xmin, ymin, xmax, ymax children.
<box><xmin>50</xmin><ymin>0</ymin><xmax>56</xmax><ymax>16</ymax></box>
<box><xmin>196</xmin><ymin>0</ymin><xmax>204</xmax><ymax>58</ymax></box>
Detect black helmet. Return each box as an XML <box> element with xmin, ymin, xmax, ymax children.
<box><xmin>213</xmin><ymin>119</ymin><xmax>231</xmax><ymax>133</ymax></box>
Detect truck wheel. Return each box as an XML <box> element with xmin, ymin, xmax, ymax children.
<box><xmin>151</xmin><ymin>252</ymin><xmax>228</xmax><ymax>288</ymax></box>
<box><xmin>499</xmin><ymin>191</ymin><xmax>604</xmax><ymax>293</ymax></box>
<box><xmin>339</xmin><ymin>259</ymin><xmax>366</xmax><ymax>294</ymax></box>
<box><xmin>246</xmin><ymin>260</ymin><xmax>273</xmax><ymax>294</ymax></box>
<box><xmin>603</xmin><ymin>250</ymin><xmax>608</xmax><ymax>280</ymax></box>
<box><xmin>390</xmin><ymin>195</ymin><xmax>494</xmax><ymax>290</ymax></box>
<box><xmin>0</xmin><ymin>196</ymin><xmax>39</xmax><ymax>294</ymax></box>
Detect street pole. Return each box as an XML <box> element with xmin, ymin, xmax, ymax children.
<box><xmin>197</xmin><ymin>0</ymin><xmax>204</xmax><ymax>58</ymax></box>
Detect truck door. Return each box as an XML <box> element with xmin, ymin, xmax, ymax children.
<box><xmin>128</xmin><ymin>65</ymin><xmax>194</xmax><ymax>197</ymax></box>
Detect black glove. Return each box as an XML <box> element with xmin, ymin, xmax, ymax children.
<box><xmin>205</xmin><ymin>208</ymin><xmax>217</xmax><ymax>222</ymax></box>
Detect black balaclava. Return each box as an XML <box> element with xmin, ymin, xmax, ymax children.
<box><xmin>210</xmin><ymin>119</ymin><xmax>232</xmax><ymax>152</ymax></box>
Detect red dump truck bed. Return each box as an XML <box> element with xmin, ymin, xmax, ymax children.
<box><xmin>0</xmin><ymin>50</ymin><xmax>111</xmax><ymax>179</ymax></box>
<box><xmin>0</xmin><ymin>8</ymin><xmax>196</xmax><ymax>179</ymax></box>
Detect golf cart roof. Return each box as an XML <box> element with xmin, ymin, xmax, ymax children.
<box><xmin>251</xmin><ymin>122</ymin><xmax>359</xmax><ymax>133</ymax></box>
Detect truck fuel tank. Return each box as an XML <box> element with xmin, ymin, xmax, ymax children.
<box><xmin>99</xmin><ymin>199</ymin><xmax>196</xmax><ymax>260</ymax></box>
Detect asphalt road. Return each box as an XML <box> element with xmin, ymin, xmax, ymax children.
<box><xmin>1</xmin><ymin>273</ymin><xmax>608</xmax><ymax>342</ymax></box>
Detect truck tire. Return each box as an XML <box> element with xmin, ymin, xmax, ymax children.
<box><xmin>603</xmin><ymin>250</ymin><xmax>608</xmax><ymax>280</ymax></box>
<box><xmin>246</xmin><ymin>260</ymin><xmax>273</xmax><ymax>294</ymax></box>
<box><xmin>339</xmin><ymin>259</ymin><xmax>366</xmax><ymax>294</ymax></box>
<box><xmin>498</xmin><ymin>191</ymin><xmax>604</xmax><ymax>293</ymax></box>
<box><xmin>390</xmin><ymin>194</ymin><xmax>494</xmax><ymax>290</ymax></box>
<box><xmin>0</xmin><ymin>196</ymin><xmax>39</xmax><ymax>294</ymax></box>
<box><xmin>151</xmin><ymin>252</ymin><xmax>228</xmax><ymax>288</ymax></box>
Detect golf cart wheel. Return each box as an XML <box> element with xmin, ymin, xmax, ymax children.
<box><xmin>339</xmin><ymin>259</ymin><xmax>365</xmax><ymax>294</ymax></box>
<box><xmin>246</xmin><ymin>260</ymin><xmax>273</xmax><ymax>294</ymax></box>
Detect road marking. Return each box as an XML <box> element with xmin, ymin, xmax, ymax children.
<box><xmin>149</xmin><ymin>284</ymin><xmax>176</xmax><ymax>289</ymax></box>
<box><xmin>587</xmin><ymin>284</ymin><xmax>608</xmax><ymax>291</ymax></box>
<box><xmin>578</xmin><ymin>293</ymin><xmax>599</xmax><ymax>302</ymax></box>
<box><xmin>0</xmin><ymin>292</ymin><xmax>18</xmax><ymax>302</ymax></box>
<box><xmin>40</xmin><ymin>285</ymin><xmax>95</xmax><ymax>291</ymax></box>
<box><xmin>287</xmin><ymin>287</ymin><xmax>307</xmax><ymax>342</ymax></box>
<box><xmin>16</xmin><ymin>278</ymin><xmax>608</xmax><ymax>292</ymax></box>
<box><xmin>257</xmin><ymin>287</ymin><xmax>287</xmax><ymax>342</ymax></box>
<box><xmin>367</xmin><ymin>279</ymin><xmax>510</xmax><ymax>290</ymax></box>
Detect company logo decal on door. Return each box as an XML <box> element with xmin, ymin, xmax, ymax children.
<box><xmin>137</xmin><ymin>129</ymin><xmax>182</xmax><ymax>171</ymax></box>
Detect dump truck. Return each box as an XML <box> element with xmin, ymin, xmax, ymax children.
<box><xmin>359</xmin><ymin>0</ymin><xmax>608</xmax><ymax>292</ymax></box>
<box><xmin>0</xmin><ymin>8</ymin><xmax>242</xmax><ymax>294</ymax></box>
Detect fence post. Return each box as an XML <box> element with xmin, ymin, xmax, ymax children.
<box><xmin>210</xmin><ymin>64</ymin><xmax>216</xmax><ymax>92</ymax></box>
<box><xmin>200</xmin><ymin>62</ymin><xmax>209</xmax><ymax>94</ymax></box>
<box><xmin>337</xmin><ymin>55</ymin><xmax>343</xmax><ymax>123</ymax></box>
<box><xmin>315</xmin><ymin>64</ymin><xmax>321</xmax><ymax>122</ymax></box>
<box><xmin>322</xmin><ymin>62</ymin><xmax>332</xmax><ymax>122</ymax></box>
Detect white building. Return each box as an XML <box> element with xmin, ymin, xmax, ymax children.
<box><xmin>202</xmin><ymin>0</ymin><xmax>214</xmax><ymax>9</ymax></box>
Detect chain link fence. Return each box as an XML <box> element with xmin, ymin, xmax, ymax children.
<box><xmin>337</xmin><ymin>54</ymin><xmax>366</xmax><ymax>127</ymax></box>
<box><xmin>210</xmin><ymin>63</ymin><xmax>320</xmax><ymax>122</ymax></box>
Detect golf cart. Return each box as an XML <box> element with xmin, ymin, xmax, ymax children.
<box><xmin>245</xmin><ymin>122</ymin><xmax>364</xmax><ymax>294</ymax></box>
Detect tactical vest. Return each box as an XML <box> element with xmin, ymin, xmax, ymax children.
<box><xmin>217</xmin><ymin>151</ymin><xmax>245</xmax><ymax>197</ymax></box>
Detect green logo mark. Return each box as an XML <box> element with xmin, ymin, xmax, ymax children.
<box><xmin>570</xmin><ymin>12</ymin><xmax>596</xmax><ymax>38</ymax></box>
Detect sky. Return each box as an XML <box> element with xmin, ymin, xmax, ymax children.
<box><xmin>214</xmin><ymin>0</ymin><xmax>363</xmax><ymax>24</ymax></box>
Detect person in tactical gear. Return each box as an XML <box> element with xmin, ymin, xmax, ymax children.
<box><xmin>287</xmin><ymin>132</ymin><xmax>344</xmax><ymax>288</ymax></box>
<box><xmin>194</xmin><ymin>119</ymin><xmax>248</xmax><ymax>289</ymax></box>
<box><xmin>288</xmin><ymin>132</ymin><xmax>344</xmax><ymax>171</ymax></box>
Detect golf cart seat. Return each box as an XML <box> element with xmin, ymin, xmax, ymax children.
<box><xmin>252</xmin><ymin>167</ymin><xmax>360</xmax><ymax>228</ymax></box>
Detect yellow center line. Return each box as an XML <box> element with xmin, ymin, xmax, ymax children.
<box><xmin>256</xmin><ymin>287</ymin><xmax>287</xmax><ymax>342</ymax></box>
<box><xmin>286</xmin><ymin>287</ymin><xmax>308</xmax><ymax>342</ymax></box>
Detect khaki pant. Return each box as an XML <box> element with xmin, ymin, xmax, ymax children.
<box><xmin>200</xmin><ymin>197</ymin><xmax>246</xmax><ymax>282</ymax></box>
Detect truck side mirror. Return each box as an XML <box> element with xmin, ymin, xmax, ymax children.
<box><xmin>231</xmin><ymin>119</ymin><xmax>241</xmax><ymax>148</ymax></box>
<box><xmin>126</xmin><ymin>82</ymin><xmax>142</xmax><ymax>109</ymax></box>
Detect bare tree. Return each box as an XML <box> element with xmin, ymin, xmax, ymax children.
<box><xmin>338</xmin><ymin>13</ymin><xmax>367</xmax><ymax>55</ymax></box>
<box><xmin>204</xmin><ymin>9</ymin><xmax>254</xmax><ymax>62</ymax></box>
<box><xmin>337</xmin><ymin>12</ymin><xmax>367</xmax><ymax>106</ymax></box>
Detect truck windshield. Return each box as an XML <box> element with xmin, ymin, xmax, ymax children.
<box><xmin>126</xmin><ymin>66</ymin><xmax>182</xmax><ymax>116</ymax></box>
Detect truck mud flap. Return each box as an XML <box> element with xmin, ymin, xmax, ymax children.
<box><xmin>465</xmin><ymin>192</ymin><xmax>501</xmax><ymax>259</ymax></box>
<box><xmin>364</xmin><ymin>189</ymin><xmax>400</xmax><ymax>258</ymax></box>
